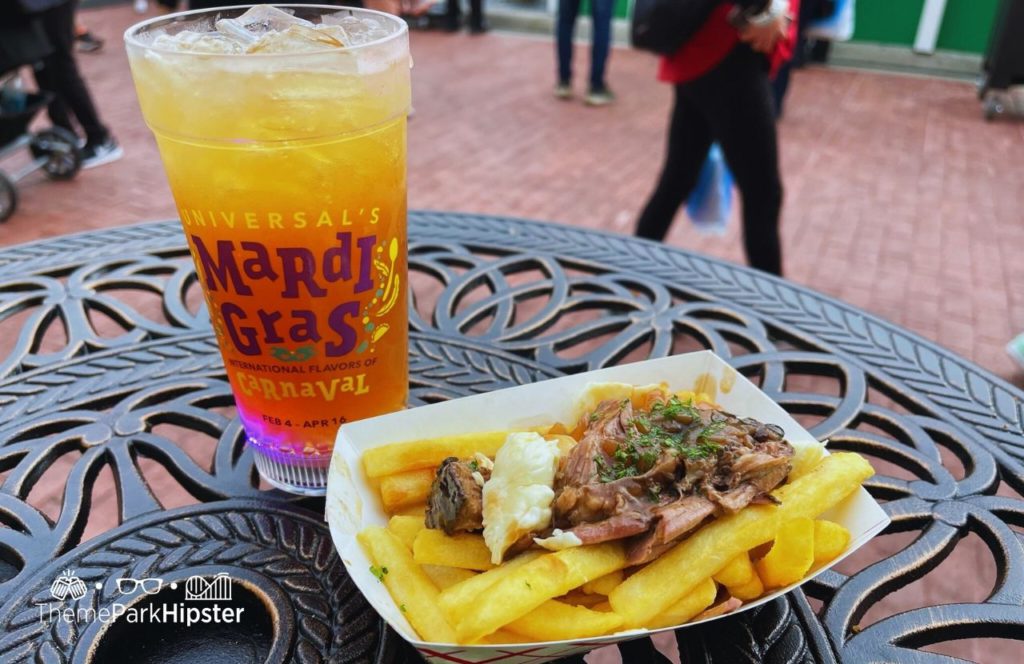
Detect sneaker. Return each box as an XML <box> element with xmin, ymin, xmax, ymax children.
<box><xmin>554</xmin><ymin>83</ymin><xmax>572</xmax><ymax>100</ymax></box>
<box><xmin>468</xmin><ymin>21</ymin><xmax>489</xmax><ymax>35</ymax></box>
<box><xmin>134</xmin><ymin>0</ymin><xmax>149</xmax><ymax>13</ymax></box>
<box><xmin>81</xmin><ymin>137</ymin><xmax>123</xmax><ymax>170</ymax></box>
<box><xmin>75</xmin><ymin>31</ymin><xmax>104</xmax><ymax>53</ymax></box>
<box><xmin>1009</xmin><ymin>333</ymin><xmax>1024</xmax><ymax>369</ymax></box>
<box><xmin>585</xmin><ymin>87</ymin><xmax>615</xmax><ymax>107</ymax></box>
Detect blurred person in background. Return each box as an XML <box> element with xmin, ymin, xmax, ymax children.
<box><xmin>555</xmin><ymin>0</ymin><xmax>615</xmax><ymax>105</ymax></box>
<box><xmin>13</xmin><ymin>0</ymin><xmax>123</xmax><ymax>168</ymax></box>
<box><xmin>771</xmin><ymin>0</ymin><xmax>830</xmax><ymax>117</ymax></box>
<box><xmin>74</xmin><ymin>19</ymin><xmax>103</xmax><ymax>53</ymax></box>
<box><xmin>443</xmin><ymin>0</ymin><xmax>487</xmax><ymax>33</ymax></box>
<box><xmin>635</xmin><ymin>0</ymin><xmax>797</xmax><ymax>276</ymax></box>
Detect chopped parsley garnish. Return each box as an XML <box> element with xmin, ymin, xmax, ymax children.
<box><xmin>400</xmin><ymin>604</ymin><xmax>407</xmax><ymax>613</ymax></box>
<box><xmin>370</xmin><ymin>565</ymin><xmax>388</xmax><ymax>582</ymax></box>
<box><xmin>697</xmin><ymin>421</ymin><xmax>727</xmax><ymax>443</ymax></box>
<box><xmin>650</xmin><ymin>395</ymin><xmax>701</xmax><ymax>423</ymax></box>
<box><xmin>591</xmin><ymin>397</ymin><xmax>724</xmax><ymax>483</ymax></box>
<box><xmin>525</xmin><ymin>581</ymin><xmax>532</xmax><ymax>589</ymax></box>
<box><xmin>468</xmin><ymin>460</ymin><xmax>479</xmax><ymax>472</ymax></box>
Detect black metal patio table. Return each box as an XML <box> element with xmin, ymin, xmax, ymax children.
<box><xmin>0</xmin><ymin>212</ymin><xmax>1022</xmax><ymax>664</ymax></box>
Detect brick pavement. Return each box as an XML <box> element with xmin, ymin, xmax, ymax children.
<box><xmin>1</xmin><ymin>3</ymin><xmax>1023</xmax><ymax>663</ymax></box>
<box><xmin>5</xmin><ymin>4</ymin><xmax>1022</xmax><ymax>386</ymax></box>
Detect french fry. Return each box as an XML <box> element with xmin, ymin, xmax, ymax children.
<box><xmin>609</xmin><ymin>452</ymin><xmax>873</xmax><ymax>627</ymax></box>
<box><xmin>674</xmin><ymin>390</ymin><xmax>715</xmax><ymax>406</ymax></box>
<box><xmin>438</xmin><ymin>551</ymin><xmax>543</xmax><ymax>617</ymax></box>
<box><xmin>729</xmin><ymin>571</ymin><xmax>764</xmax><ymax>601</ymax></box>
<box><xmin>755</xmin><ymin>517</ymin><xmax>815</xmax><ymax>589</ymax></box>
<box><xmin>454</xmin><ymin>543</ymin><xmax>626</xmax><ymax>643</ymax></box>
<box><xmin>581</xmin><ymin>569</ymin><xmax>624</xmax><ymax>596</ymax></box>
<box><xmin>693</xmin><ymin>597</ymin><xmax>742</xmax><ymax>621</ymax></box>
<box><xmin>356</xmin><ymin>527</ymin><xmax>456</xmax><ymax>643</ymax></box>
<box><xmin>479</xmin><ymin>630</ymin><xmax>535</xmax><ymax>644</ymax></box>
<box><xmin>380</xmin><ymin>469</ymin><xmax>435</xmax><ymax>511</ymax></box>
<box><xmin>387</xmin><ymin>515</ymin><xmax>425</xmax><ymax>550</ymax></box>
<box><xmin>413</xmin><ymin>529</ymin><xmax>495</xmax><ymax>571</ymax></box>
<box><xmin>544</xmin><ymin>422</ymin><xmax>570</xmax><ymax>436</ymax></box>
<box><xmin>713</xmin><ymin>553</ymin><xmax>754</xmax><ymax>588</ymax></box>
<box><xmin>505</xmin><ymin>600</ymin><xmax>624</xmax><ymax>640</ymax></box>
<box><xmin>547</xmin><ymin>434</ymin><xmax>577</xmax><ymax>457</ymax></box>
<box><xmin>813</xmin><ymin>520</ymin><xmax>851</xmax><ymax>566</ymax></box>
<box><xmin>422</xmin><ymin>565</ymin><xmax>477</xmax><ymax>590</ymax></box>
<box><xmin>363</xmin><ymin>431</ymin><xmax>513</xmax><ymax>478</ymax></box>
<box><xmin>645</xmin><ymin>577</ymin><xmax>717</xmax><ymax>630</ymax></box>
<box><xmin>393</xmin><ymin>502</ymin><xmax>427</xmax><ymax>518</ymax></box>
<box><xmin>560</xmin><ymin>590</ymin><xmax>607</xmax><ymax>608</ymax></box>
<box><xmin>789</xmin><ymin>442</ymin><xmax>826</xmax><ymax>481</ymax></box>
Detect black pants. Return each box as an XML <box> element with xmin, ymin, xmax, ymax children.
<box><xmin>33</xmin><ymin>0</ymin><xmax>109</xmax><ymax>146</ymax></box>
<box><xmin>636</xmin><ymin>45</ymin><xmax>783</xmax><ymax>276</ymax></box>
<box><xmin>446</xmin><ymin>0</ymin><xmax>484</xmax><ymax>29</ymax></box>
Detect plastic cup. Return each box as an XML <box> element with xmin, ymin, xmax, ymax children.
<box><xmin>125</xmin><ymin>5</ymin><xmax>411</xmax><ymax>494</ymax></box>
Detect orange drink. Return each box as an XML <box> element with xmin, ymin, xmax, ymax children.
<box><xmin>125</xmin><ymin>5</ymin><xmax>411</xmax><ymax>493</ymax></box>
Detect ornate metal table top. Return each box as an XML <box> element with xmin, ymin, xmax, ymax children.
<box><xmin>0</xmin><ymin>212</ymin><xmax>1022</xmax><ymax>664</ymax></box>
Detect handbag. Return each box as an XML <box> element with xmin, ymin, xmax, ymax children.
<box><xmin>686</xmin><ymin>144</ymin><xmax>734</xmax><ymax>236</ymax></box>
<box><xmin>630</xmin><ymin>0</ymin><xmax>722</xmax><ymax>55</ymax></box>
<box><xmin>804</xmin><ymin>0</ymin><xmax>855</xmax><ymax>42</ymax></box>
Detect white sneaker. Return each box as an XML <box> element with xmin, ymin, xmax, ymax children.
<box><xmin>81</xmin><ymin>137</ymin><xmax>124</xmax><ymax>170</ymax></box>
<box><xmin>584</xmin><ymin>87</ymin><xmax>616</xmax><ymax>107</ymax></box>
<box><xmin>1009</xmin><ymin>333</ymin><xmax>1024</xmax><ymax>369</ymax></box>
<box><xmin>134</xmin><ymin>0</ymin><xmax>149</xmax><ymax>13</ymax></box>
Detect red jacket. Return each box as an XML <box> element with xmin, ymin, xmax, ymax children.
<box><xmin>658</xmin><ymin>1</ymin><xmax>800</xmax><ymax>84</ymax></box>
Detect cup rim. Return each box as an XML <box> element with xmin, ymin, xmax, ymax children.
<box><xmin>124</xmin><ymin>4</ymin><xmax>409</xmax><ymax>58</ymax></box>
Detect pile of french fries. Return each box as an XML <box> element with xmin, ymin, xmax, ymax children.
<box><xmin>356</xmin><ymin>391</ymin><xmax>873</xmax><ymax>645</ymax></box>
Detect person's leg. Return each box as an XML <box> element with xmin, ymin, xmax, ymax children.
<box><xmin>468</xmin><ymin>0</ymin><xmax>486</xmax><ymax>31</ymax></box>
<box><xmin>635</xmin><ymin>86</ymin><xmax>715</xmax><ymax>242</ymax></box>
<box><xmin>588</xmin><ymin>0</ymin><xmax>614</xmax><ymax>93</ymax></box>
<box><xmin>35</xmin><ymin>0</ymin><xmax>111</xmax><ymax>146</ymax></box>
<box><xmin>444</xmin><ymin>0</ymin><xmax>461</xmax><ymax>30</ymax></box>
<box><xmin>771</xmin><ymin>58</ymin><xmax>791</xmax><ymax>118</ymax></box>
<box><xmin>556</xmin><ymin>0</ymin><xmax>581</xmax><ymax>86</ymax></box>
<box><xmin>702</xmin><ymin>46</ymin><xmax>784</xmax><ymax>275</ymax></box>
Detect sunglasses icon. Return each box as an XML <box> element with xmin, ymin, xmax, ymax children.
<box><xmin>116</xmin><ymin>577</ymin><xmax>163</xmax><ymax>595</ymax></box>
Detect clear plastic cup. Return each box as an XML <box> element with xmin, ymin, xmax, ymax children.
<box><xmin>125</xmin><ymin>5</ymin><xmax>411</xmax><ymax>495</ymax></box>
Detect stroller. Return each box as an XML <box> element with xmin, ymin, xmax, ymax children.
<box><xmin>0</xmin><ymin>16</ymin><xmax>82</xmax><ymax>223</ymax></box>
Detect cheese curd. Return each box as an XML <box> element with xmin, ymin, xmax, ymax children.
<box><xmin>482</xmin><ymin>432</ymin><xmax>560</xmax><ymax>564</ymax></box>
<box><xmin>534</xmin><ymin>528</ymin><xmax>583</xmax><ymax>551</ymax></box>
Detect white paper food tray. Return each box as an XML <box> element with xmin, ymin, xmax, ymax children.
<box><xmin>326</xmin><ymin>350</ymin><xmax>890</xmax><ymax>663</ymax></box>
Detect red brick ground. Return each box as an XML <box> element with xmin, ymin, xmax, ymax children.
<box><xmin>2</xmin><ymin>4</ymin><xmax>1023</xmax><ymax>663</ymax></box>
<box><xmin>4</xmin><ymin>3</ymin><xmax>1023</xmax><ymax>386</ymax></box>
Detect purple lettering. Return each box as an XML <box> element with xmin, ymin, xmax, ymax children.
<box><xmin>222</xmin><ymin>303</ymin><xmax>260</xmax><ymax>355</ymax></box>
<box><xmin>257</xmin><ymin>310</ymin><xmax>284</xmax><ymax>343</ymax></box>
<box><xmin>355</xmin><ymin>235</ymin><xmax>376</xmax><ymax>293</ymax></box>
<box><xmin>325</xmin><ymin>301</ymin><xmax>359</xmax><ymax>356</ymax></box>
<box><xmin>241</xmin><ymin>242</ymin><xmax>278</xmax><ymax>281</ymax></box>
<box><xmin>290</xmin><ymin>310</ymin><xmax>321</xmax><ymax>343</ymax></box>
<box><xmin>277</xmin><ymin>247</ymin><xmax>327</xmax><ymax>299</ymax></box>
<box><xmin>323</xmin><ymin>233</ymin><xmax>352</xmax><ymax>283</ymax></box>
<box><xmin>191</xmin><ymin>236</ymin><xmax>252</xmax><ymax>295</ymax></box>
